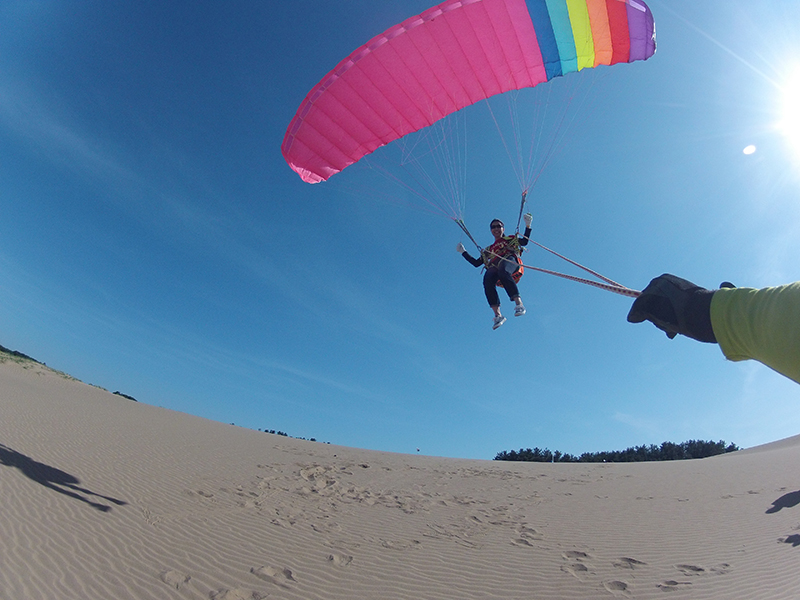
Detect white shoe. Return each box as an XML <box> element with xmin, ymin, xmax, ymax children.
<box><xmin>492</xmin><ymin>315</ymin><xmax>507</xmax><ymax>330</ymax></box>
<box><xmin>515</xmin><ymin>304</ymin><xmax>526</xmax><ymax>317</ymax></box>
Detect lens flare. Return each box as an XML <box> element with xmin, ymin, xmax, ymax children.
<box><xmin>780</xmin><ymin>69</ymin><xmax>800</xmax><ymax>160</ymax></box>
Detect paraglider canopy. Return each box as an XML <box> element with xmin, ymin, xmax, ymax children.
<box><xmin>282</xmin><ymin>0</ymin><xmax>655</xmax><ymax>184</ymax></box>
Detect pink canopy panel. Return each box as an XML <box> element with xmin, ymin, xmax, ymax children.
<box><xmin>282</xmin><ymin>0</ymin><xmax>655</xmax><ymax>184</ymax></box>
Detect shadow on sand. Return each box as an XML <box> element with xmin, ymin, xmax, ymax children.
<box><xmin>0</xmin><ymin>443</ymin><xmax>127</xmax><ymax>512</ymax></box>
<box><xmin>766</xmin><ymin>490</ymin><xmax>800</xmax><ymax>514</ymax></box>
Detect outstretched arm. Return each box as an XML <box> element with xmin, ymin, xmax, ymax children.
<box><xmin>711</xmin><ymin>282</ymin><xmax>800</xmax><ymax>384</ymax></box>
<box><xmin>628</xmin><ymin>274</ymin><xmax>800</xmax><ymax>384</ymax></box>
<box><xmin>457</xmin><ymin>242</ymin><xmax>484</xmax><ymax>268</ymax></box>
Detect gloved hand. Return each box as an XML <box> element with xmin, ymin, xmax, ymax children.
<box><xmin>456</xmin><ymin>242</ymin><xmax>466</xmax><ymax>254</ymax></box>
<box><xmin>523</xmin><ymin>213</ymin><xmax>533</xmax><ymax>228</ymax></box>
<box><xmin>627</xmin><ymin>274</ymin><xmax>718</xmax><ymax>343</ymax></box>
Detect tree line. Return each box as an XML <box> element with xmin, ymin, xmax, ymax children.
<box><xmin>494</xmin><ymin>439</ymin><xmax>740</xmax><ymax>463</ymax></box>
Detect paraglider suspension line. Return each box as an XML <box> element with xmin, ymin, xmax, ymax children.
<box><xmin>454</xmin><ymin>215</ymin><xmax>641</xmax><ymax>299</ymax></box>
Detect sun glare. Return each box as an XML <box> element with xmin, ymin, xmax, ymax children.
<box><xmin>780</xmin><ymin>69</ymin><xmax>800</xmax><ymax>161</ymax></box>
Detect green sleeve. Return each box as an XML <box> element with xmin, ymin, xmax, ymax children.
<box><xmin>710</xmin><ymin>283</ymin><xmax>800</xmax><ymax>384</ymax></box>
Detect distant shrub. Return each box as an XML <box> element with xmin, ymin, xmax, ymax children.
<box><xmin>494</xmin><ymin>440</ymin><xmax>739</xmax><ymax>463</ymax></box>
<box><xmin>262</xmin><ymin>429</ymin><xmax>329</xmax><ymax>444</ymax></box>
<box><xmin>0</xmin><ymin>344</ymin><xmax>39</xmax><ymax>363</ymax></box>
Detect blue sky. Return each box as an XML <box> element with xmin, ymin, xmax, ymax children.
<box><xmin>1</xmin><ymin>0</ymin><xmax>799</xmax><ymax>460</ymax></box>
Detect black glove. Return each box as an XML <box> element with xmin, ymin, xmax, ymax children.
<box><xmin>627</xmin><ymin>274</ymin><xmax>719</xmax><ymax>343</ymax></box>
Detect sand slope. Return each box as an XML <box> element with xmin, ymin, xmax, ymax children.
<box><xmin>1</xmin><ymin>358</ymin><xmax>799</xmax><ymax>599</ymax></box>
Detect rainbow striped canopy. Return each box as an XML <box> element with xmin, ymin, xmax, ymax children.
<box><xmin>282</xmin><ymin>0</ymin><xmax>656</xmax><ymax>184</ymax></box>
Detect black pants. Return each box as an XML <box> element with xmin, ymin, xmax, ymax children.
<box><xmin>483</xmin><ymin>261</ymin><xmax>520</xmax><ymax>307</ymax></box>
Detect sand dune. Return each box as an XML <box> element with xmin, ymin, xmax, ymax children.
<box><xmin>1</xmin><ymin>357</ymin><xmax>799</xmax><ymax>599</ymax></box>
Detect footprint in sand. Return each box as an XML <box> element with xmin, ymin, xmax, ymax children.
<box><xmin>251</xmin><ymin>566</ymin><xmax>295</xmax><ymax>588</ymax></box>
<box><xmin>561</xmin><ymin>550</ymin><xmax>593</xmax><ymax>579</ymax></box>
<box><xmin>674</xmin><ymin>563</ymin><xmax>730</xmax><ymax>576</ymax></box>
<box><xmin>380</xmin><ymin>539</ymin><xmax>421</xmax><ymax>551</ymax></box>
<box><xmin>210</xmin><ymin>588</ymin><xmax>266</xmax><ymax>600</ymax></box>
<box><xmin>613</xmin><ymin>557</ymin><xmax>647</xmax><ymax>570</ymax></box>
<box><xmin>311</xmin><ymin>520</ymin><xmax>343</xmax><ymax>534</ymax></box>
<box><xmin>561</xmin><ymin>562</ymin><xmax>590</xmax><ymax>579</ymax></box>
<box><xmin>327</xmin><ymin>552</ymin><xmax>353</xmax><ymax>567</ymax></box>
<box><xmin>300</xmin><ymin>465</ymin><xmax>335</xmax><ymax>484</ymax></box>
<box><xmin>657</xmin><ymin>580</ymin><xmax>691</xmax><ymax>592</ymax></box>
<box><xmin>710</xmin><ymin>563</ymin><xmax>731</xmax><ymax>575</ymax></box>
<box><xmin>603</xmin><ymin>580</ymin><xmax>630</xmax><ymax>596</ymax></box>
<box><xmin>159</xmin><ymin>569</ymin><xmax>191</xmax><ymax>589</ymax></box>
<box><xmin>512</xmin><ymin>525</ymin><xmax>544</xmax><ymax>547</ymax></box>
<box><xmin>675</xmin><ymin>564</ymin><xmax>705</xmax><ymax>576</ymax></box>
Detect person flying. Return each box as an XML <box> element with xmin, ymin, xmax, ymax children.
<box><xmin>458</xmin><ymin>213</ymin><xmax>533</xmax><ymax>330</ymax></box>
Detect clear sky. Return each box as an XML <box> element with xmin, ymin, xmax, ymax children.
<box><xmin>1</xmin><ymin>0</ymin><xmax>799</xmax><ymax>460</ymax></box>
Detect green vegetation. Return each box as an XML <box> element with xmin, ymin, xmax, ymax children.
<box><xmin>494</xmin><ymin>440</ymin><xmax>740</xmax><ymax>463</ymax></box>
<box><xmin>0</xmin><ymin>344</ymin><xmax>79</xmax><ymax>382</ymax></box>
<box><xmin>0</xmin><ymin>344</ymin><xmax>40</xmax><ymax>364</ymax></box>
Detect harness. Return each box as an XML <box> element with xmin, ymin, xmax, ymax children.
<box><xmin>483</xmin><ymin>235</ymin><xmax>524</xmax><ymax>287</ymax></box>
